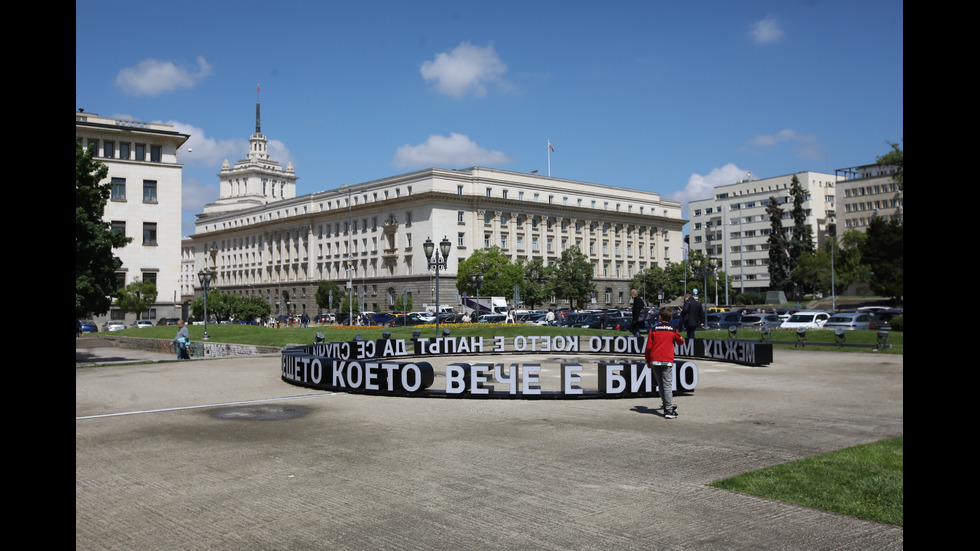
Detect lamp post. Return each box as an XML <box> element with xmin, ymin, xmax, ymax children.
<box><xmin>824</xmin><ymin>233</ymin><xmax>836</xmax><ymax>312</ymax></box>
<box><xmin>424</xmin><ymin>236</ymin><xmax>452</xmax><ymax>335</ymax></box>
<box><xmin>197</xmin><ymin>269</ymin><xmax>214</xmax><ymax>340</ymax></box>
<box><xmin>470</xmin><ymin>273</ymin><xmax>484</xmax><ymax>320</ymax></box>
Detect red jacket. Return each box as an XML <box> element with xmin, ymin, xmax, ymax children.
<box><xmin>644</xmin><ymin>323</ymin><xmax>684</xmax><ymax>363</ymax></box>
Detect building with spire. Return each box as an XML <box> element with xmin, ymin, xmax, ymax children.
<box><xmin>203</xmin><ymin>101</ymin><xmax>297</xmax><ymax>215</ymax></box>
<box><xmin>189</xmin><ymin>105</ymin><xmax>686</xmax><ymax>319</ymax></box>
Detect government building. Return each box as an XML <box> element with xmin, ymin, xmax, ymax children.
<box><xmin>76</xmin><ymin>110</ymin><xmax>190</xmax><ymax>327</ymax></box>
<box><xmin>687</xmin><ymin>171</ymin><xmax>840</xmax><ymax>295</ymax></box>
<box><xmin>188</xmin><ymin>107</ymin><xmax>686</xmax><ymax>318</ymax></box>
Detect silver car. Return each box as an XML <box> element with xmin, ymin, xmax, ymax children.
<box><xmin>738</xmin><ymin>314</ymin><xmax>782</xmax><ymax>330</ymax></box>
<box><xmin>823</xmin><ymin>312</ymin><xmax>873</xmax><ymax>330</ymax></box>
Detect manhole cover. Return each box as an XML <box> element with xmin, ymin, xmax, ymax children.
<box><xmin>210</xmin><ymin>404</ymin><xmax>309</xmax><ymax>420</ymax></box>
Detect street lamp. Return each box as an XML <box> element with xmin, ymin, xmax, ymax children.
<box><xmin>470</xmin><ymin>273</ymin><xmax>484</xmax><ymax>320</ymax></box>
<box><xmin>197</xmin><ymin>269</ymin><xmax>214</xmax><ymax>340</ymax></box>
<box><xmin>824</xmin><ymin>233</ymin><xmax>836</xmax><ymax>312</ymax></box>
<box><xmin>424</xmin><ymin>236</ymin><xmax>452</xmax><ymax>335</ymax></box>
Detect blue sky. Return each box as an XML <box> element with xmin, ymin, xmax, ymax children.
<box><xmin>76</xmin><ymin>0</ymin><xmax>903</xmax><ymax>236</ymax></box>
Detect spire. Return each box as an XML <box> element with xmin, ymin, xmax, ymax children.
<box><xmin>255</xmin><ymin>84</ymin><xmax>261</xmax><ymax>134</ymax></box>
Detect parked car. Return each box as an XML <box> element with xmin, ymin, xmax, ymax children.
<box><xmin>133</xmin><ymin>320</ymin><xmax>154</xmax><ymax>328</ymax></box>
<box><xmin>706</xmin><ymin>312</ymin><xmax>742</xmax><ymax>330</ymax></box>
<box><xmin>603</xmin><ymin>315</ymin><xmax>632</xmax><ymax>331</ymax></box>
<box><xmin>870</xmin><ymin>309</ymin><xmax>903</xmax><ymax>331</ymax></box>
<box><xmin>738</xmin><ymin>314</ymin><xmax>783</xmax><ymax>330</ymax></box>
<box><xmin>477</xmin><ymin>314</ymin><xmax>506</xmax><ymax>323</ymax></box>
<box><xmin>103</xmin><ymin>321</ymin><xmax>126</xmax><ymax>331</ymax></box>
<box><xmin>313</xmin><ymin>314</ymin><xmax>335</xmax><ymax>324</ymax></box>
<box><xmin>572</xmin><ymin>313</ymin><xmax>605</xmax><ymax>329</ymax></box>
<box><xmin>823</xmin><ymin>312</ymin><xmax>873</xmax><ymax>331</ymax></box>
<box><xmin>389</xmin><ymin>312</ymin><xmax>430</xmax><ymax>326</ymax></box>
<box><xmin>79</xmin><ymin>320</ymin><xmax>98</xmax><ymax>334</ymax></box>
<box><xmin>780</xmin><ymin>311</ymin><xmax>831</xmax><ymax>330</ymax></box>
<box><xmin>370</xmin><ymin>312</ymin><xmax>396</xmax><ymax>325</ymax></box>
<box><xmin>156</xmin><ymin>318</ymin><xmax>180</xmax><ymax>326</ymax></box>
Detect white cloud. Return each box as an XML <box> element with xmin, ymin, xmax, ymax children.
<box><xmin>743</xmin><ymin>129</ymin><xmax>824</xmax><ymax>161</ymax></box>
<box><xmin>392</xmin><ymin>133</ymin><xmax>512</xmax><ymax>169</ymax></box>
<box><xmin>420</xmin><ymin>42</ymin><xmax>509</xmax><ymax>98</ymax></box>
<box><xmin>749</xmin><ymin>17</ymin><xmax>785</xmax><ymax>44</ymax></box>
<box><xmin>669</xmin><ymin>163</ymin><xmax>752</xmax><ymax>213</ymax></box>
<box><xmin>115</xmin><ymin>56</ymin><xmax>212</xmax><ymax>96</ymax></box>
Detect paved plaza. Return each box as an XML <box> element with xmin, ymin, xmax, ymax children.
<box><xmin>76</xmin><ymin>346</ymin><xmax>903</xmax><ymax>550</ymax></box>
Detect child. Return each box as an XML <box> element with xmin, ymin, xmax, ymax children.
<box><xmin>644</xmin><ymin>306</ymin><xmax>685</xmax><ymax>419</ymax></box>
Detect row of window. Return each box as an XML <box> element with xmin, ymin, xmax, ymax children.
<box><xmin>111</xmin><ymin>221</ymin><xmax>158</xmax><ymax>245</ymax></box>
<box><xmin>477</xmin><ymin>186</ymin><xmax>658</xmax><ymax>215</ymax></box>
<box><xmin>85</xmin><ymin>139</ymin><xmax>162</xmax><ymax>163</ymax></box>
<box><xmin>110</xmin><ymin>178</ymin><xmax>158</xmax><ymax>203</ymax></box>
<box><xmin>843</xmin><ymin>183</ymin><xmax>900</xmax><ymax>197</ymax></box>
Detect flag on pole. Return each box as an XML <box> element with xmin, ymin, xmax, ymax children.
<box><xmin>548</xmin><ymin>141</ymin><xmax>555</xmax><ymax>152</ymax></box>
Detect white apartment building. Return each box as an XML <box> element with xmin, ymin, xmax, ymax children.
<box><xmin>688</xmin><ymin>171</ymin><xmax>840</xmax><ymax>294</ymax></box>
<box><xmin>76</xmin><ymin>110</ymin><xmax>190</xmax><ymax>326</ymax></box>
<box><xmin>191</xmin><ymin>114</ymin><xmax>685</xmax><ymax>316</ymax></box>
<box><xmin>834</xmin><ymin>163</ymin><xmax>903</xmax><ymax>231</ymax></box>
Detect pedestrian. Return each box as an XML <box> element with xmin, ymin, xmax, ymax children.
<box><xmin>644</xmin><ymin>306</ymin><xmax>685</xmax><ymax>419</ymax></box>
<box><xmin>681</xmin><ymin>294</ymin><xmax>705</xmax><ymax>341</ymax></box>
<box><xmin>546</xmin><ymin>308</ymin><xmax>556</xmax><ymax>326</ymax></box>
<box><xmin>172</xmin><ymin>319</ymin><xmax>191</xmax><ymax>360</ymax></box>
<box><xmin>630</xmin><ymin>288</ymin><xmax>646</xmax><ymax>338</ymax></box>
<box><xmin>505</xmin><ymin>310</ymin><xmax>515</xmax><ymax>324</ymax></box>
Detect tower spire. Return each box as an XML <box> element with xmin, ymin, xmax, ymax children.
<box><xmin>255</xmin><ymin>84</ymin><xmax>261</xmax><ymax>134</ymax></box>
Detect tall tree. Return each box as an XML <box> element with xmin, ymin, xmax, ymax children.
<box><xmin>519</xmin><ymin>258</ymin><xmax>553</xmax><ymax>309</ymax></box>
<box><xmin>551</xmin><ymin>246</ymin><xmax>595</xmax><ymax>308</ymax></box>
<box><xmin>765</xmin><ymin>196</ymin><xmax>791</xmax><ymax>292</ymax></box>
<box><xmin>76</xmin><ymin>141</ymin><xmax>131</xmax><ymax>318</ymax></box>
<box><xmin>455</xmin><ymin>246</ymin><xmax>522</xmax><ymax>298</ymax></box>
<box><xmin>877</xmin><ymin>140</ymin><xmax>903</xmax><ymax>190</ymax></box>
<box><xmin>861</xmin><ymin>217</ymin><xmax>903</xmax><ymax>301</ymax></box>
<box><xmin>315</xmin><ymin>280</ymin><xmax>345</xmax><ymax>312</ymax></box>
<box><xmin>788</xmin><ymin>175</ymin><xmax>815</xmax><ymax>268</ymax></box>
<box><xmin>116</xmin><ymin>278</ymin><xmax>158</xmax><ymax>320</ymax></box>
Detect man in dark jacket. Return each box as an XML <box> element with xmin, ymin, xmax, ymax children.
<box><xmin>681</xmin><ymin>294</ymin><xmax>705</xmax><ymax>340</ymax></box>
<box><xmin>630</xmin><ymin>289</ymin><xmax>646</xmax><ymax>337</ymax></box>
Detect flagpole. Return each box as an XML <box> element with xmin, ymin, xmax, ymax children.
<box><xmin>547</xmin><ymin>140</ymin><xmax>551</xmax><ymax>177</ymax></box>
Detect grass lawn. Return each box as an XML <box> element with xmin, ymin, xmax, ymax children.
<box><xmin>711</xmin><ymin>437</ymin><xmax>903</xmax><ymax>527</ymax></box>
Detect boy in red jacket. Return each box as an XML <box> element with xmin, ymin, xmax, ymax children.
<box><xmin>644</xmin><ymin>306</ymin><xmax>685</xmax><ymax>419</ymax></box>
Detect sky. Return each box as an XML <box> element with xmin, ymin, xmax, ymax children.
<box><xmin>76</xmin><ymin>0</ymin><xmax>903</xmax><ymax>237</ymax></box>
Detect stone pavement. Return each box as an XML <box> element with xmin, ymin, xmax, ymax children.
<box><xmin>76</xmin><ymin>346</ymin><xmax>903</xmax><ymax>550</ymax></box>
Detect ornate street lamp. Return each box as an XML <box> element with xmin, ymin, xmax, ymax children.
<box><xmin>197</xmin><ymin>269</ymin><xmax>214</xmax><ymax>340</ymax></box>
<box><xmin>470</xmin><ymin>273</ymin><xmax>484</xmax><ymax>320</ymax></box>
<box><xmin>424</xmin><ymin>236</ymin><xmax>452</xmax><ymax>335</ymax></box>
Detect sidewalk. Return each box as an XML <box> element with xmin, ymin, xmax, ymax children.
<box><xmin>76</xmin><ymin>348</ymin><xmax>903</xmax><ymax>550</ymax></box>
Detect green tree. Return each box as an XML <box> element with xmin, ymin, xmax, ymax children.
<box><xmin>116</xmin><ymin>278</ymin><xmax>158</xmax><ymax>319</ymax></box>
<box><xmin>76</xmin><ymin>141</ymin><xmax>131</xmax><ymax>317</ymax></box>
<box><xmin>315</xmin><ymin>280</ymin><xmax>345</xmax><ymax>312</ymax></box>
<box><xmin>861</xmin><ymin>217</ymin><xmax>903</xmax><ymax>301</ymax></box>
<box><xmin>766</xmin><ymin>196</ymin><xmax>791</xmax><ymax>292</ymax></box>
<box><xmin>394</xmin><ymin>293</ymin><xmax>413</xmax><ymax>312</ymax></box>
<box><xmin>877</xmin><ymin>140</ymin><xmax>903</xmax><ymax>189</ymax></box>
<box><xmin>519</xmin><ymin>258</ymin><xmax>554</xmax><ymax>309</ymax></box>
<box><xmin>455</xmin><ymin>246</ymin><xmax>522</xmax><ymax>297</ymax></box>
<box><xmin>236</xmin><ymin>296</ymin><xmax>271</xmax><ymax>320</ymax></box>
<box><xmin>551</xmin><ymin>246</ymin><xmax>595</xmax><ymax>308</ymax></box>
<box><xmin>788</xmin><ymin>175</ymin><xmax>815</xmax><ymax>270</ymax></box>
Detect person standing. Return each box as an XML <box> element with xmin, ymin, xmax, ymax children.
<box><xmin>681</xmin><ymin>294</ymin><xmax>705</xmax><ymax>341</ymax></box>
<box><xmin>172</xmin><ymin>319</ymin><xmax>191</xmax><ymax>360</ymax></box>
<box><xmin>644</xmin><ymin>307</ymin><xmax>685</xmax><ymax>419</ymax></box>
<box><xmin>630</xmin><ymin>289</ymin><xmax>646</xmax><ymax>337</ymax></box>
<box><xmin>545</xmin><ymin>308</ymin><xmax>556</xmax><ymax>326</ymax></box>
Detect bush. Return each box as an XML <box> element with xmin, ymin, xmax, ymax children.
<box><xmin>890</xmin><ymin>315</ymin><xmax>903</xmax><ymax>332</ymax></box>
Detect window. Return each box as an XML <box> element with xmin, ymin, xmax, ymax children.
<box><xmin>143</xmin><ymin>222</ymin><xmax>157</xmax><ymax>245</ymax></box>
<box><xmin>143</xmin><ymin>180</ymin><xmax>157</xmax><ymax>203</ymax></box>
<box><xmin>458</xmin><ymin>211</ymin><xmax>465</xmax><ymax>223</ymax></box>
<box><xmin>111</xmin><ymin>178</ymin><xmax>126</xmax><ymax>201</ymax></box>
<box><xmin>111</xmin><ymin>221</ymin><xmax>126</xmax><ymax>237</ymax></box>
<box><xmin>119</xmin><ymin>143</ymin><xmax>130</xmax><ymax>160</ymax></box>
<box><xmin>457</xmin><ymin>185</ymin><xmax>464</xmax><ymax>195</ymax></box>
<box><xmin>103</xmin><ymin>141</ymin><xmax>114</xmax><ymax>158</ymax></box>
<box><xmin>135</xmin><ymin>143</ymin><xmax>146</xmax><ymax>161</ymax></box>
<box><xmin>150</xmin><ymin>145</ymin><xmax>161</xmax><ymax>162</ymax></box>
<box><xmin>457</xmin><ymin>232</ymin><xmax>465</xmax><ymax>247</ymax></box>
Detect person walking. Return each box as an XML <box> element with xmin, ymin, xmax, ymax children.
<box><xmin>681</xmin><ymin>294</ymin><xmax>705</xmax><ymax>341</ymax></box>
<box><xmin>172</xmin><ymin>319</ymin><xmax>191</xmax><ymax>360</ymax></box>
<box><xmin>630</xmin><ymin>289</ymin><xmax>646</xmax><ymax>338</ymax></box>
<box><xmin>644</xmin><ymin>306</ymin><xmax>685</xmax><ymax>419</ymax></box>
